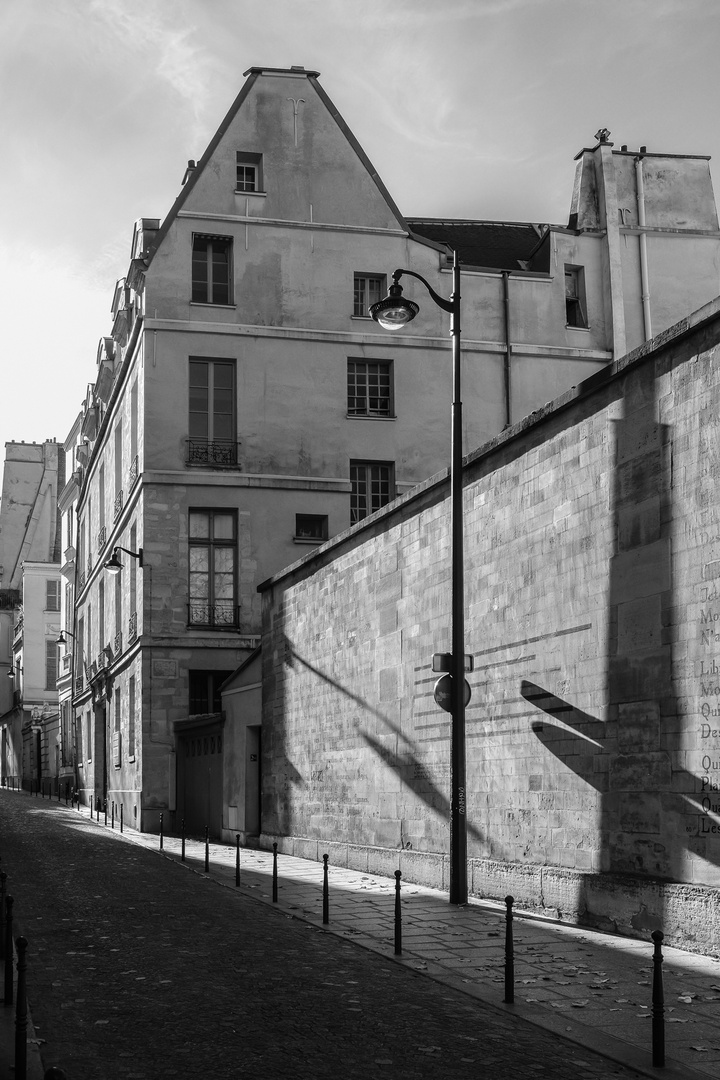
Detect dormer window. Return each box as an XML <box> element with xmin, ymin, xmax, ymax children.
<box><xmin>236</xmin><ymin>152</ymin><xmax>263</xmax><ymax>193</ymax></box>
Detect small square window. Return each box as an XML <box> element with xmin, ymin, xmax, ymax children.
<box><xmin>348</xmin><ymin>360</ymin><xmax>393</xmax><ymax>417</ymax></box>
<box><xmin>565</xmin><ymin>265</ymin><xmax>588</xmax><ymax>328</ymax></box>
<box><xmin>236</xmin><ymin>152</ymin><xmax>263</xmax><ymax>193</ymax></box>
<box><xmin>295</xmin><ymin>514</ymin><xmax>328</xmax><ymax>542</ymax></box>
<box><xmin>354</xmin><ymin>274</ymin><xmax>386</xmax><ymax>318</ymax></box>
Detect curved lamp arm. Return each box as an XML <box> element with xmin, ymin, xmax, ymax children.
<box><xmin>391</xmin><ymin>268</ymin><xmax>455</xmax><ymax>315</ymax></box>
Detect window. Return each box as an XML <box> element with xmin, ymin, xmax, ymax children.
<box><xmin>45</xmin><ymin>639</ymin><xmax>58</xmax><ymax>690</ymax></box>
<box><xmin>350</xmin><ymin>461</ymin><xmax>394</xmax><ymax>524</ymax></box>
<box><xmin>236</xmin><ymin>152</ymin><xmax>263</xmax><ymax>193</ymax></box>
<box><xmin>347</xmin><ymin>360</ymin><xmax>393</xmax><ymax>417</ymax></box>
<box><xmin>86</xmin><ymin>712</ymin><xmax>92</xmax><ymax>763</ymax></box>
<box><xmin>565</xmin><ymin>265</ymin><xmax>588</xmax><ymax>328</ymax></box>
<box><xmin>188</xmin><ymin>510</ymin><xmax>238</xmax><ymax>628</ymax></box>
<box><xmin>188</xmin><ymin>359</ymin><xmax>237</xmax><ymax>464</ymax></box>
<box><xmin>114</xmin><ymin>688</ymin><xmax>122</xmax><ymax>768</ymax></box>
<box><xmin>192</xmin><ymin>236</ymin><xmax>232</xmax><ymax>305</ymax></box>
<box><xmin>189</xmin><ymin>670</ymin><xmax>233</xmax><ymax>714</ymax></box>
<box><xmin>77</xmin><ymin>709</ymin><xmax>84</xmax><ymax>762</ymax></box>
<box><xmin>128</xmin><ymin>675</ymin><xmax>136</xmax><ymax>759</ymax></box>
<box><xmin>353</xmin><ymin>274</ymin><xmax>385</xmax><ymax>318</ymax></box>
<box><xmin>46</xmin><ymin>580</ymin><xmax>61</xmax><ymax>611</ymax></box>
<box><xmin>295</xmin><ymin>514</ymin><xmax>328</xmax><ymax>542</ymax></box>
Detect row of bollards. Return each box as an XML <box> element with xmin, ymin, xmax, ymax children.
<box><xmin>1</xmin><ymin>874</ymin><xmax>66</xmax><ymax>1079</ymax></box>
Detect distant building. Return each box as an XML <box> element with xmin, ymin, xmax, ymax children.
<box><xmin>0</xmin><ymin>440</ymin><xmax>64</xmax><ymax>789</ymax></box>
<box><xmin>67</xmin><ymin>67</ymin><xmax>720</xmax><ymax>838</ymax></box>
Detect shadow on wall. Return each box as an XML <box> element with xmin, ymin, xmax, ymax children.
<box><xmin>525</xmin><ymin>370</ymin><xmax>717</xmax><ymax>936</ymax></box>
<box><xmin>281</xmin><ymin>636</ymin><xmax>485</xmax><ymax>847</ymax></box>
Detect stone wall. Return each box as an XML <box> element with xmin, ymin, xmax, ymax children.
<box><xmin>260</xmin><ymin>298</ymin><xmax>720</xmax><ymax>953</ymax></box>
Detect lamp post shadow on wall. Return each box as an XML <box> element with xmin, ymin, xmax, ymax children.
<box><xmin>370</xmin><ymin>251</ymin><xmax>470</xmax><ymax>906</ymax></box>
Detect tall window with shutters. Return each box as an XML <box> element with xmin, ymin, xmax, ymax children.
<box><xmin>192</xmin><ymin>236</ymin><xmax>232</xmax><ymax>305</ymax></box>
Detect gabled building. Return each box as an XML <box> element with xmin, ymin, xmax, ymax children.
<box><xmin>68</xmin><ymin>66</ymin><xmax>720</xmax><ymax>839</ymax></box>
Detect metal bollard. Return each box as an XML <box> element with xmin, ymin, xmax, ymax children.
<box><xmin>322</xmin><ymin>854</ymin><xmax>329</xmax><ymax>924</ymax></box>
<box><xmin>0</xmin><ymin>872</ymin><xmax>5</xmax><ymax>960</ymax></box>
<box><xmin>15</xmin><ymin>935</ymin><xmax>28</xmax><ymax>1080</ymax></box>
<box><xmin>235</xmin><ymin>834</ymin><xmax>240</xmax><ymax>887</ymax></box>
<box><xmin>272</xmin><ymin>843</ymin><xmax>278</xmax><ymax>902</ymax></box>
<box><xmin>159</xmin><ymin>813</ymin><xmax>164</xmax><ymax>851</ymax></box>
<box><xmin>103</xmin><ymin>798</ymin><xmax>107</xmax><ymax>825</ymax></box>
<box><xmin>181</xmin><ymin>819</ymin><xmax>185</xmax><ymax>862</ymax></box>
<box><xmin>89</xmin><ymin>795</ymin><xmax>93</xmax><ymax>819</ymax></box>
<box><xmin>96</xmin><ymin>797</ymin><xmax>100</xmax><ymax>823</ymax></box>
<box><xmin>394</xmin><ymin>870</ymin><xmax>402</xmax><ymax>955</ymax></box>
<box><xmin>120</xmin><ymin>804</ymin><xmax>124</xmax><ymax>833</ymax></box>
<box><xmin>204</xmin><ymin>826</ymin><xmax>209</xmax><ymax>873</ymax></box>
<box><xmin>652</xmin><ymin>929</ymin><xmax>665</xmax><ymax>1067</ymax></box>
<box><xmin>111</xmin><ymin>802</ymin><xmax>115</xmax><ymax>830</ymax></box>
<box><xmin>4</xmin><ymin>895</ymin><xmax>14</xmax><ymax>1006</ymax></box>
<box><xmin>65</xmin><ymin>782</ymin><xmax>69</xmax><ymax>805</ymax></box>
<box><xmin>504</xmin><ymin>895</ymin><xmax>515</xmax><ymax>1004</ymax></box>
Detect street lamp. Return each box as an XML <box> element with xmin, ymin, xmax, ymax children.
<box><xmin>104</xmin><ymin>546</ymin><xmax>144</xmax><ymax>575</ymax></box>
<box><xmin>56</xmin><ymin>630</ymin><xmax>77</xmax><ymax>647</ymax></box>
<box><xmin>370</xmin><ymin>251</ymin><xmax>469</xmax><ymax>905</ymax></box>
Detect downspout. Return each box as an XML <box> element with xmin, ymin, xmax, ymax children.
<box><xmin>635</xmin><ymin>152</ymin><xmax>652</xmax><ymax>341</ymax></box>
<box><xmin>502</xmin><ymin>272</ymin><xmax>512</xmax><ymax>428</ymax></box>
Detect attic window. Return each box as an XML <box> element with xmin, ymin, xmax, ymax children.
<box><xmin>236</xmin><ymin>152</ymin><xmax>263</xmax><ymax>193</ymax></box>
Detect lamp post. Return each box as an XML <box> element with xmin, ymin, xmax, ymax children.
<box><xmin>371</xmin><ymin>252</ymin><xmax>468</xmax><ymax>905</ymax></box>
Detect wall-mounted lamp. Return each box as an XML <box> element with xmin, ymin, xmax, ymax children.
<box><xmin>56</xmin><ymin>630</ymin><xmax>77</xmax><ymax>646</ymax></box>
<box><xmin>104</xmin><ymin>546</ymin><xmax>144</xmax><ymax>575</ymax></box>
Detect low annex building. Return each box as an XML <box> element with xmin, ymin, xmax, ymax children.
<box><xmin>259</xmin><ymin>296</ymin><xmax>720</xmax><ymax>953</ymax></box>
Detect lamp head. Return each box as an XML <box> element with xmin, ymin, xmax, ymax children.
<box><xmin>56</xmin><ymin>632</ymin><xmax>66</xmax><ymax>646</ymax></box>
<box><xmin>7</xmin><ymin>668</ymin><xmax>13</xmax><ymax>680</ymax></box>
<box><xmin>104</xmin><ymin>548</ymin><xmax>123</xmax><ymax>575</ymax></box>
<box><xmin>370</xmin><ymin>281</ymin><xmax>419</xmax><ymax>331</ymax></box>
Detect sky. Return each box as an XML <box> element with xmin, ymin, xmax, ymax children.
<box><xmin>1</xmin><ymin>0</ymin><xmax>719</xmax><ymax>448</ymax></box>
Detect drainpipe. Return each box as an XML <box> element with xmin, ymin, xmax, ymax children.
<box><xmin>502</xmin><ymin>271</ymin><xmax>512</xmax><ymax>428</ymax></box>
<box><xmin>635</xmin><ymin>151</ymin><xmax>652</xmax><ymax>341</ymax></box>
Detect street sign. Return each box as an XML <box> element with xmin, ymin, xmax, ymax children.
<box><xmin>432</xmin><ymin>653</ymin><xmax>474</xmax><ymax>673</ymax></box>
<box><xmin>433</xmin><ymin>673</ymin><xmax>471</xmax><ymax>713</ymax></box>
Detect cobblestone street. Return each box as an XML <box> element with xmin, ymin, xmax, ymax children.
<box><xmin>1</xmin><ymin>790</ymin><xmax>653</xmax><ymax>1079</ymax></box>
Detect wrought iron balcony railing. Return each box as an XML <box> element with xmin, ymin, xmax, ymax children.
<box><xmin>97</xmin><ymin>526</ymin><xmax>107</xmax><ymax>550</ymax></box>
<box><xmin>114</xmin><ymin>630</ymin><xmax>123</xmax><ymax>655</ymax></box>
<box><xmin>128</xmin><ymin>455</ymin><xmax>139</xmax><ymax>489</ymax></box>
<box><xmin>114</xmin><ymin>490</ymin><xmax>124</xmax><ymax>522</ymax></box>
<box><xmin>187</xmin><ymin>602</ymin><xmax>240</xmax><ymax>630</ymax></box>
<box><xmin>185</xmin><ymin>439</ymin><xmax>241</xmax><ymax>467</ymax></box>
<box><xmin>128</xmin><ymin>611</ymin><xmax>138</xmax><ymax>645</ymax></box>
<box><xmin>74</xmin><ymin>674</ymin><xmax>83</xmax><ymax>695</ymax></box>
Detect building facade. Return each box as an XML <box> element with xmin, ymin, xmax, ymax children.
<box><xmin>0</xmin><ymin>440</ymin><xmax>64</xmax><ymax>789</ymax></box>
<box><xmin>67</xmin><ymin>66</ymin><xmax>720</xmax><ymax>839</ymax></box>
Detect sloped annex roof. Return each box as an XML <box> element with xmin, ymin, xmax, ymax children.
<box><xmin>407</xmin><ymin>219</ymin><xmax>557</xmax><ymax>272</ymax></box>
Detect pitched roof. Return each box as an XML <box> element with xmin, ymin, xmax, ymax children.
<box><xmin>407</xmin><ymin>219</ymin><xmax>555</xmax><ymax>272</ymax></box>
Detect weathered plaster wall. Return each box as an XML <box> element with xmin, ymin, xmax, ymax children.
<box><xmin>260</xmin><ymin>298</ymin><xmax>720</xmax><ymax>953</ymax></box>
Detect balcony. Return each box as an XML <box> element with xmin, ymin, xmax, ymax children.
<box><xmin>97</xmin><ymin>526</ymin><xmax>107</xmax><ymax>551</ymax></box>
<box><xmin>128</xmin><ymin>455</ymin><xmax>139</xmax><ymax>489</ymax></box>
<box><xmin>128</xmin><ymin>611</ymin><xmax>138</xmax><ymax>645</ymax></box>
<box><xmin>187</xmin><ymin>603</ymin><xmax>240</xmax><ymax>630</ymax></box>
<box><xmin>75</xmin><ymin>674</ymin><xmax>83</xmax><ymax>695</ymax></box>
<box><xmin>114</xmin><ymin>630</ymin><xmax>123</xmax><ymax>655</ymax></box>
<box><xmin>79</xmin><ymin>570</ymin><xmax>86</xmax><ymax>590</ymax></box>
<box><xmin>114</xmin><ymin>490</ymin><xmax>124</xmax><ymax>522</ymax></box>
<box><xmin>185</xmin><ymin>439</ymin><xmax>241</xmax><ymax>468</ymax></box>
<box><xmin>12</xmin><ymin>615</ymin><xmax>23</xmax><ymax>645</ymax></box>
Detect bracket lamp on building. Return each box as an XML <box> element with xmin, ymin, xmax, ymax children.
<box><xmin>7</xmin><ymin>666</ymin><xmax>22</xmax><ymax>680</ymax></box>
<box><xmin>104</xmin><ymin>546</ymin><xmax>144</xmax><ymax>575</ymax></box>
<box><xmin>371</xmin><ymin>251</ymin><xmax>470</xmax><ymax>906</ymax></box>
<box><xmin>56</xmin><ymin>629</ymin><xmax>77</xmax><ymax>647</ymax></box>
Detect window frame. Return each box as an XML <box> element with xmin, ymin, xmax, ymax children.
<box><xmin>350</xmin><ymin>460</ymin><xmax>395</xmax><ymax>525</ymax></box>
<box><xmin>45</xmin><ymin>639</ymin><xmax>58</xmax><ymax>690</ymax></box>
<box><xmin>187</xmin><ymin>509</ymin><xmax>239</xmax><ymax>630</ymax></box>
<box><xmin>347</xmin><ymin>359</ymin><xmax>394</xmax><ymax>418</ymax></box>
<box><xmin>46</xmin><ymin>579</ymin><xmax>61</xmax><ymax>612</ymax></box>
<box><xmin>353</xmin><ymin>273</ymin><xmax>386</xmax><ymax>318</ymax></box>
<box><xmin>188</xmin><ymin>357</ymin><xmax>237</xmax><ymax>465</ymax></box>
<box><xmin>564</xmin><ymin>264</ymin><xmax>588</xmax><ymax>329</ymax></box>
<box><xmin>294</xmin><ymin>514</ymin><xmax>329</xmax><ymax>543</ymax></box>
<box><xmin>235</xmin><ymin>152</ymin><xmax>263</xmax><ymax>194</ymax></box>
<box><xmin>191</xmin><ymin>234</ymin><xmax>234</xmax><ymax>306</ymax></box>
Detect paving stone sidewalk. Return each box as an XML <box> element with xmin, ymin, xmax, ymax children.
<box><xmin>1</xmin><ymin>788</ymin><xmax>717</xmax><ymax>1079</ymax></box>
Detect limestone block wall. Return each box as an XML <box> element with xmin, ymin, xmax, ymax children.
<box><xmin>260</xmin><ymin>298</ymin><xmax>720</xmax><ymax>953</ymax></box>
